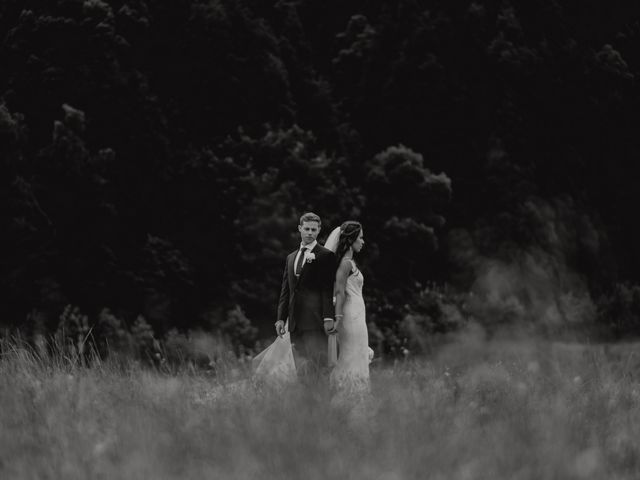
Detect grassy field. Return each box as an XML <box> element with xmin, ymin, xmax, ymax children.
<box><xmin>1</xmin><ymin>332</ymin><xmax>640</xmax><ymax>480</ymax></box>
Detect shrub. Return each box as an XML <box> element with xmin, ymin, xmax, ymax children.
<box><xmin>596</xmin><ymin>283</ymin><xmax>640</xmax><ymax>338</ymax></box>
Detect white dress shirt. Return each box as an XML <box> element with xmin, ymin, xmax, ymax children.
<box><xmin>294</xmin><ymin>240</ymin><xmax>317</xmax><ymax>276</ymax></box>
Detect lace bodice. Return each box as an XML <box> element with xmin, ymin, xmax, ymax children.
<box><xmin>345</xmin><ymin>260</ymin><xmax>364</xmax><ymax>299</ymax></box>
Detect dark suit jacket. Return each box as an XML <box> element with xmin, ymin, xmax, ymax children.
<box><xmin>277</xmin><ymin>244</ymin><xmax>335</xmax><ymax>333</ymax></box>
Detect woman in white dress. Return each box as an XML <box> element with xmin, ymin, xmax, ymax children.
<box><xmin>325</xmin><ymin>221</ymin><xmax>371</xmax><ymax>395</ymax></box>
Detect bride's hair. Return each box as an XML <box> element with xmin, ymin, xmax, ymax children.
<box><xmin>335</xmin><ymin>221</ymin><xmax>362</xmax><ymax>261</ymax></box>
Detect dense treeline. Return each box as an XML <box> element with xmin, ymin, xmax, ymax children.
<box><xmin>2</xmin><ymin>0</ymin><xmax>640</xmax><ymax>355</ymax></box>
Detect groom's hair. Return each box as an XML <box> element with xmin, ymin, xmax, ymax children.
<box><xmin>299</xmin><ymin>212</ymin><xmax>321</xmax><ymax>226</ymax></box>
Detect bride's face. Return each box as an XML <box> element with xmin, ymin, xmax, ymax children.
<box><xmin>352</xmin><ymin>229</ymin><xmax>364</xmax><ymax>253</ymax></box>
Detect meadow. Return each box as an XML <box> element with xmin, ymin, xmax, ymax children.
<box><xmin>1</xmin><ymin>330</ymin><xmax>639</xmax><ymax>480</ymax></box>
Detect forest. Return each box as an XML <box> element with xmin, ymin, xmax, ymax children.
<box><xmin>2</xmin><ymin>0</ymin><xmax>640</xmax><ymax>358</ymax></box>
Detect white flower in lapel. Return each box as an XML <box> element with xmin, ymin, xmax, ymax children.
<box><xmin>306</xmin><ymin>252</ymin><xmax>316</xmax><ymax>263</ymax></box>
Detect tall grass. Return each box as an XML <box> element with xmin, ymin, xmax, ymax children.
<box><xmin>1</xmin><ymin>332</ymin><xmax>640</xmax><ymax>479</ymax></box>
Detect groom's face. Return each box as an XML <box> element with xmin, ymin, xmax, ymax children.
<box><xmin>298</xmin><ymin>221</ymin><xmax>320</xmax><ymax>246</ymax></box>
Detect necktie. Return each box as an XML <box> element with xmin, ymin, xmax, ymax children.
<box><xmin>295</xmin><ymin>247</ymin><xmax>306</xmax><ymax>276</ymax></box>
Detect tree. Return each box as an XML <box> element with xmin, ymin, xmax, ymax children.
<box><xmin>362</xmin><ymin>144</ymin><xmax>451</xmax><ymax>289</ymax></box>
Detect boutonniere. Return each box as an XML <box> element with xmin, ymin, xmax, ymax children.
<box><xmin>306</xmin><ymin>252</ymin><xmax>316</xmax><ymax>263</ymax></box>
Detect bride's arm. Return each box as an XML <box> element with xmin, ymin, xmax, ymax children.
<box><xmin>333</xmin><ymin>257</ymin><xmax>352</xmax><ymax>326</ymax></box>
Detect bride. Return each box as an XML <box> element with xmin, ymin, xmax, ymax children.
<box><xmin>324</xmin><ymin>221</ymin><xmax>371</xmax><ymax>396</ymax></box>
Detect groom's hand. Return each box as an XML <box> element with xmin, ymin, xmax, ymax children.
<box><xmin>274</xmin><ymin>320</ymin><xmax>286</xmax><ymax>337</ymax></box>
<box><xmin>323</xmin><ymin>318</ymin><xmax>336</xmax><ymax>334</ymax></box>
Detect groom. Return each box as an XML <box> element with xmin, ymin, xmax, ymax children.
<box><xmin>275</xmin><ymin>212</ymin><xmax>336</xmax><ymax>374</ymax></box>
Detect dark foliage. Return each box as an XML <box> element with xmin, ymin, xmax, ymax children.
<box><xmin>2</xmin><ymin>0</ymin><xmax>640</xmax><ymax>353</ymax></box>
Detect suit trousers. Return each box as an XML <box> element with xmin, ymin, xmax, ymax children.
<box><xmin>290</xmin><ymin>328</ymin><xmax>327</xmax><ymax>376</ymax></box>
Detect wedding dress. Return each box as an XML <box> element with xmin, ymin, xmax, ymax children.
<box><xmin>330</xmin><ymin>259</ymin><xmax>371</xmax><ymax>396</ymax></box>
<box><xmin>251</xmin><ymin>330</ymin><xmax>296</xmax><ymax>384</ymax></box>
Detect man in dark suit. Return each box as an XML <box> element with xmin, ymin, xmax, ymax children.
<box><xmin>275</xmin><ymin>212</ymin><xmax>336</xmax><ymax>374</ymax></box>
